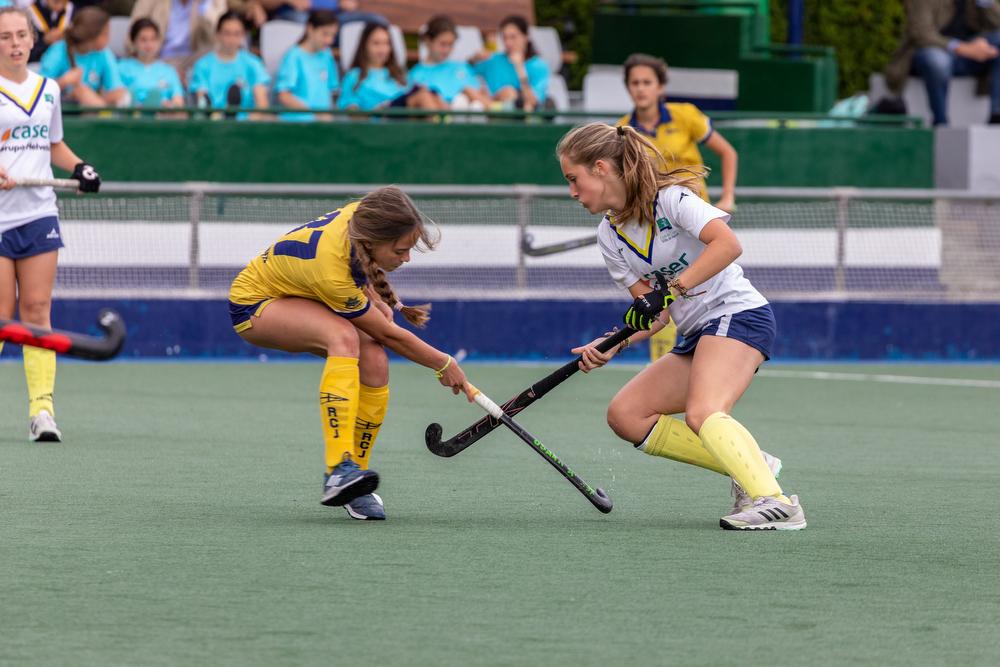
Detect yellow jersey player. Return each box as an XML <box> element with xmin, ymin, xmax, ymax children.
<box><xmin>561</xmin><ymin>123</ymin><xmax>805</xmax><ymax>530</ymax></box>
<box><xmin>617</xmin><ymin>53</ymin><xmax>739</xmax><ymax>362</ymax></box>
<box><xmin>0</xmin><ymin>6</ymin><xmax>101</xmax><ymax>442</ymax></box>
<box><xmin>229</xmin><ymin>186</ymin><xmax>474</xmax><ymax>521</ymax></box>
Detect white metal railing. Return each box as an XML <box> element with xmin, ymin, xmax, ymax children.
<box><xmin>55</xmin><ymin>183</ymin><xmax>1000</xmax><ymax>301</ymax></box>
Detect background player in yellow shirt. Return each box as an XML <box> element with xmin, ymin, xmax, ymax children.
<box><xmin>229</xmin><ymin>186</ymin><xmax>473</xmax><ymax>521</ymax></box>
<box><xmin>617</xmin><ymin>53</ymin><xmax>739</xmax><ymax>361</ymax></box>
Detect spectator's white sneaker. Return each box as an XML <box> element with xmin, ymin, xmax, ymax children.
<box><xmin>720</xmin><ymin>495</ymin><xmax>806</xmax><ymax>531</ymax></box>
<box><xmin>729</xmin><ymin>451</ymin><xmax>782</xmax><ymax>513</ymax></box>
<box><xmin>29</xmin><ymin>410</ymin><xmax>62</xmax><ymax>442</ymax></box>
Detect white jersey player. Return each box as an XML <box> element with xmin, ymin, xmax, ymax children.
<box><xmin>558</xmin><ymin>122</ymin><xmax>806</xmax><ymax>531</ymax></box>
<box><xmin>0</xmin><ymin>6</ymin><xmax>101</xmax><ymax>442</ymax></box>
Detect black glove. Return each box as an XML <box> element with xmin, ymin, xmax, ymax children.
<box><xmin>623</xmin><ymin>288</ymin><xmax>675</xmax><ymax>331</ymax></box>
<box><xmin>72</xmin><ymin>162</ymin><xmax>100</xmax><ymax>193</ymax></box>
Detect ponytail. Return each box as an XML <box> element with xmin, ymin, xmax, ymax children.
<box><xmin>556</xmin><ymin>122</ymin><xmax>706</xmax><ymax>228</ymax></box>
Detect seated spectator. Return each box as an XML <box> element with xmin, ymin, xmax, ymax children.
<box><xmin>40</xmin><ymin>6</ymin><xmax>127</xmax><ymax>107</ymax></box>
<box><xmin>880</xmin><ymin>0</ymin><xmax>1000</xmax><ymax>125</ymax></box>
<box><xmin>118</xmin><ymin>17</ymin><xmax>185</xmax><ymax>107</ymax></box>
<box><xmin>337</xmin><ymin>21</ymin><xmax>445</xmax><ymax>112</ymax></box>
<box><xmin>472</xmin><ymin>15</ymin><xmax>548</xmax><ymax>112</ymax></box>
<box><xmin>189</xmin><ymin>11</ymin><xmax>269</xmax><ymax>117</ymax></box>
<box><xmin>130</xmin><ymin>0</ymin><xmax>226</xmax><ymax>80</ymax></box>
<box><xmin>274</xmin><ymin>9</ymin><xmax>338</xmax><ymax>121</ymax></box>
<box><xmin>27</xmin><ymin>0</ymin><xmax>73</xmax><ymax>62</ymax></box>
<box><xmin>410</xmin><ymin>15</ymin><xmax>490</xmax><ymax>110</ymax></box>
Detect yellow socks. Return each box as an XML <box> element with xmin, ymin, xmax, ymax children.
<box><xmin>23</xmin><ymin>345</ymin><xmax>56</xmax><ymax>417</ymax></box>
<box><xmin>698</xmin><ymin>412</ymin><xmax>786</xmax><ymax>501</ymax></box>
<box><xmin>638</xmin><ymin>415</ymin><xmax>727</xmax><ymax>475</ymax></box>
<box><xmin>319</xmin><ymin>356</ymin><xmax>360</xmax><ymax>474</ymax></box>
<box><xmin>353</xmin><ymin>384</ymin><xmax>389</xmax><ymax>470</ymax></box>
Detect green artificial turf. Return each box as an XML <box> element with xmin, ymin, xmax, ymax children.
<box><xmin>1</xmin><ymin>361</ymin><xmax>998</xmax><ymax>666</ymax></box>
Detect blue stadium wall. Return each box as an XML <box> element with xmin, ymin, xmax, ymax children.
<box><xmin>3</xmin><ymin>299</ymin><xmax>998</xmax><ymax>362</ymax></box>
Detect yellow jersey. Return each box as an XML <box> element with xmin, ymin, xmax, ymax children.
<box><xmin>617</xmin><ymin>102</ymin><xmax>712</xmax><ymax>200</ymax></box>
<box><xmin>229</xmin><ymin>203</ymin><xmax>369</xmax><ymax>330</ymax></box>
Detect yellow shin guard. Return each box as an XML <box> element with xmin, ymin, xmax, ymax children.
<box><xmin>320</xmin><ymin>357</ymin><xmax>360</xmax><ymax>473</ymax></box>
<box><xmin>698</xmin><ymin>412</ymin><xmax>784</xmax><ymax>500</ymax></box>
<box><xmin>353</xmin><ymin>384</ymin><xmax>389</xmax><ymax>470</ymax></box>
<box><xmin>639</xmin><ymin>415</ymin><xmax>727</xmax><ymax>475</ymax></box>
<box><xmin>23</xmin><ymin>346</ymin><xmax>56</xmax><ymax>417</ymax></box>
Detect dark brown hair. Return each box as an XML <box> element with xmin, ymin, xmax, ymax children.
<box><xmin>499</xmin><ymin>15</ymin><xmax>537</xmax><ymax>59</ymax></box>
<box><xmin>556</xmin><ymin>123</ymin><xmax>705</xmax><ymax>228</ymax></box>
<box><xmin>623</xmin><ymin>53</ymin><xmax>669</xmax><ymax>86</ymax></box>
<box><xmin>350</xmin><ymin>22</ymin><xmax>406</xmax><ymax>90</ymax></box>
<box><xmin>424</xmin><ymin>15</ymin><xmax>456</xmax><ymax>41</ymax></box>
<box><xmin>66</xmin><ymin>6</ymin><xmax>109</xmax><ymax>57</ymax></box>
<box><xmin>129</xmin><ymin>17</ymin><xmax>159</xmax><ymax>43</ymax></box>
<box><xmin>349</xmin><ymin>186</ymin><xmax>439</xmax><ymax>327</ymax></box>
<box><xmin>300</xmin><ymin>9</ymin><xmax>338</xmax><ymax>45</ymax></box>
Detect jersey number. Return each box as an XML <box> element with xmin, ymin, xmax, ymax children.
<box><xmin>272</xmin><ymin>211</ymin><xmax>340</xmax><ymax>260</ymax></box>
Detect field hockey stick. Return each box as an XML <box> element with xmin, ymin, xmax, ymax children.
<box><xmin>11</xmin><ymin>178</ymin><xmax>81</xmax><ymax>190</ymax></box>
<box><xmin>0</xmin><ymin>309</ymin><xmax>125</xmax><ymax>361</ymax></box>
<box><xmin>467</xmin><ymin>383</ymin><xmax>614</xmax><ymax>514</ymax></box>
<box><xmin>521</xmin><ymin>232</ymin><xmax>598</xmax><ymax>257</ymax></box>
<box><xmin>426</xmin><ymin>327</ymin><xmax>635</xmax><ymax>457</ymax></box>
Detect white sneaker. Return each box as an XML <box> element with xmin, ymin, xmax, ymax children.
<box><xmin>720</xmin><ymin>494</ymin><xmax>807</xmax><ymax>531</ymax></box>
<box><xmin>29</xmin><ymin>410</ymin><xmax>62</xmax><ymax>442</ymax></box>
<box><xmin>729</xmin><ymin>451</ymin><xmax>782</xmax><ymax>513</ymax></box>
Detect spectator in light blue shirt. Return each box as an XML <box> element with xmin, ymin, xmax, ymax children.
<box><xmin>337</xmin><ymin>21</ymin><xmax>444</xmax><ymax>112</ymax></box>
<box><xmin>473</xmin><ymin>15</ymin><xmax>548</xmax><ymax>112</ymax></box>
<box><xmin>118</xmin><ymin>18</ymin><xmax>185</xmax><ymax>108</ymax></box>
<box><xmin>275</xmin><ymin>9</ymin><xmax>339</xmax><ymax>121</ymax></box>
<box><xmin>40</xmin><ymin>6</ymin><xmax>126</xmax><ymax>107</ymax></box>
<box><xmin>189</xmin><ymin>11</ymin><xmax>270</xmax><ymax>117</ymax></box>
<box><xmin>410</xmin><ymin>15</ymin><xmax>490</xmax><ymax>110</ymax></box>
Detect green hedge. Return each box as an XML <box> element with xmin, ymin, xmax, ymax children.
<box><xmin>770</xmin><ymin>1</ymin><xmax>905</xmax><ymax>98</ymax></box>
<box><xmin>535</xmin><ymin>0</ymin><xmax>595</xmax><ymax>90</ymax></box>
<box><xmin>544</xmin><ymin>1</ymin><xmax>906</xmax><ymax>99</ymax></box>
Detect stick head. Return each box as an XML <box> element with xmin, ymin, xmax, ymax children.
<box><xmin>425</xmin><ymin>422</ymin><xmax>443</xmax><ymax>450</ymax></box>
<box><xmin>592</xmin><ymin>488</ymin><xmax>614</xmax><ymax>514</ymax></box>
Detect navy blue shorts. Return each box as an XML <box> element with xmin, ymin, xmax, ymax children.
<box><xmin>389</xmin><ymin>85</ymin><xmax>425</xmax><ymax>108</ymax></box>
<box><xmin>671</xmin><ymin>304</ymin><xmax>777</xmax><ymax>360</ymax></box>
<box><xmin>0</xmin><ymin>217</ymin><xmax>64</xmax><ymax>260</ymax></box>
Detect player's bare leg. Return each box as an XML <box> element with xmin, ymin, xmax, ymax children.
<box><xmin>239</xmin><ymin>297</ymin><xmax>379</xmax><ymax>510</ymax></box>
<box><xmin>607</xmin><ymin>351</ymin><xmax>691</xmax><ymax>443</ymax></box>
<box><xmin>686</xmin><ymin>335</ymin><xmax>805</xmax><ymax>530</ymax></box>
<box><xmin>0</xmin><ymin>257</ymin><xmax>14</xmax><ymax>360</ymax></box>
<box><xmin>608</xmin><ymin>351</ymin><xmax>728</xmax><ymax>475</ymax></box>
<box><xmin>16</xmin><ymin>251</ymin><xmax>60</xmax><ymax>441</ymax></box>
<box><xmin>238</xmin><ymin>296</ymin><xmax>360</xmax><ymax>358</ymax></box>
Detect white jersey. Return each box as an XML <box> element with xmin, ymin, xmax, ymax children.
<box><xmin>0</xmin><ymin>71</ymin><xmax>63</xmax><ymax>233</ymax></box>
<box><xmin>597</xmin><ymin>185</ymin><xmax>767</xmax><ymax>337</ymax></box>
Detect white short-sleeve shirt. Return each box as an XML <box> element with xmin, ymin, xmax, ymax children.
<box><xmin>0</xmin><ymin>71</ymin><xmax>62</xmax><ymax>232</ymax></box>
<box><xmin>596</xmin><ymin>185</ymin><xmax>767</xmax><ymax>337</ymax></box>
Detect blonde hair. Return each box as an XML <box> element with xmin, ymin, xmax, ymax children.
<box><xmin>349</xmin><ymin>186</ymin><xmax>439</xmax><ymax>328</ymax></box>
<box><xmin>556</xmin><ymin>122</ymin><xmax>706</xmax><ymax>228</ymax></box>
<box><xmin>0</xmin><ymin>7</ymin><xmax>37</xmax><ymax>42</ymax></box>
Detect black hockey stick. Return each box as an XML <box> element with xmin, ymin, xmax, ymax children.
<box><xmin>426</xmin><ymin>327</ymin><xmax>635</xmax><ymax>457</ymax></box>
<box><xmin>467</xmin><ymin>383</ymin><xmax>613</xmax><ymax>513</ymax></box>
<box><xmin>521</xmin><ymin>232</ymin><xmax>598</xmax><ymax>257</ymax></box>
<box><xmin>0</xmin><ymin>309</ymin><xmax>126</xmax><ymax>361</ymax></box>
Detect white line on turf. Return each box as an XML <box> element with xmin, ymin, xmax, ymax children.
<box><xmin>757</xmin><ymin>369</ymin><xmax>1000</xmax><ymax>389</ymax></box>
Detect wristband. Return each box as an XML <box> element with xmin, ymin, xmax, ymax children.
<box><xmin>434</xmin><ymin>355</ymin><xmax>453</xmax><ymax>378</ymax></box>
